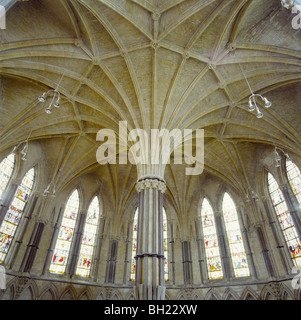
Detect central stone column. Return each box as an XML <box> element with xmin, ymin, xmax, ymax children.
<box><xmin>134</xmin><ymin>177</ymin><xmax>167</xmax><ymax>300</ymax></box>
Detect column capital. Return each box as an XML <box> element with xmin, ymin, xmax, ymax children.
<box><xmin>135</xmin><ymin>177</ymin><xmax>166</xmax><ymax>194</ymax></box>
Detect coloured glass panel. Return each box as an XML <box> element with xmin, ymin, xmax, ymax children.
<box><xmin>286</xmin><ymin>160</ymin><xmax>301</xmax><ymax>206</ymax></box>
<box><xmin>130</xmin><ymin>208</ymin><xmax>138</xmax><ymax>281</ymax></box>
<box><xmin>163</xmin><ymin>208</ymin><xmax>168</xmax><ymax>281</ymax></box>
<box><xmin>76</xmin><ymin>196</ymin><xmax>101</xmax><ymax>277</ymax></box>
<box><xmin>0</xmin><ymin>154</ymin><xmax>15</xmax><ymax>201</ymax></box>
<box><xmin>223</xmin><ymin>193</ymin><xmax>250</xmax><ymax>277</ymax></box>
<box><xmin>268</xmin><ymin>173</ymin><xmax>301</xmax><ymax>267</ymax></box>
<box><xmin>131</xmin><ymin>208</ymin><xmax>168</xmax><ymax>281</ymax></box>
<box><xmin>0</xmin><ymin>168</ymin><xmax>35</xmax><ymax>263</ymax></box>
<box><xmin>49</xmin><ymin>190</ymin><xmax>80</xmax><ymax>274</ymax></box>
<box><xmin>200</xmin><ymin>198</ymin><xmax>223</xmax><ymax>279</ymax></box>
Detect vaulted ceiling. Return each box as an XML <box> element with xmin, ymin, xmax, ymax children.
<box><xmin>0</xmin><ymin>0</ymin><xmax>300</xmax><ymax>222</ymax></box>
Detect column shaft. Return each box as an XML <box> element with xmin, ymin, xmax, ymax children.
<box><xmin>135</xmin><ymin>177</ymin><xmax>166</xmax><ymax>300</ymax></box>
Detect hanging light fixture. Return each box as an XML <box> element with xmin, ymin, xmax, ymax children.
<box><xmin>280</xmin><ymin>0</ymin><xmax>296</xmax><ymax>9</ymax></box>
<box><xmin>37</xmin><ymin>68</ymin><xmax>65</xmax><ymax>114</ymax></box>
<box><xmin>38</xmin><ymin>89</ymin><xmax>61</xmax><ymax>114</ymax></box>
<box><xmin>20</xmin><ymin>141</ymin><xmax>28</xmax><ymax>161</ymax></box>
<box><xmin>10</xmin><ymin>130</ymin><xmax>32</xmax><ymax>161</ymax></box>
<box><xmin>239</xmin><ymin>64</ymin><xmax>272</xmax><ymax>118</ymax></box>
<box><xmin>43</xmin><ymin>181</ymin><xmax>56</xmax><ymax>197</ymax></box>
<box><xmin>246</xmin><ymin>188</ymin><xmax>259</xmax><ymax>202</ymax></box>
<box><xmin>37</xmin><ymin>44</ymin><xmax>79</xmax><ymax>114</ymax></box>
<box><xmin>274</xmin><ymin>147</ymin><xmax>291</xmax><ymax>168</ymax></box>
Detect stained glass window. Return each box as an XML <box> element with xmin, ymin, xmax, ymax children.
<box><xmin>0</xmin><ymin>168</ymin><xmax>35</xmax><ymax>263</ymax></box>
<box><xmin>268</xmin><ymin>173</ymin><xmax>301</xmax><ymax>267</ymax></box>
<box><xmin>223</xmin><ymin>193</ymin><xmax>250</xmax><ymax>277</ymax></box>
<box><xmin>76</xmin><ymin>196</ymin><xmax>101</xmax><ymax>277</ymax></box>
<box><xmin>163</xmin><ymin>208</ymin><xmax>168</xmax><ymax>281</ymax></box>
<box><xmin>286</xmin><ymin>160</ymin><xmax>301</xmax><ymax>205</ymax></box>
<box><xmin>200</xmin><ymin>198</ymin><xmax>223</xmax><ymax>279</ymax></box>
<box><xmin>0</xmin><ymin>154</ymin><xmax>15</xmax><ymax>201</ymax></box>
<box><xmin>49</xmin><ymin>190</ymin><xmax>80</xmax><ymax>274</ymax></box>
<box><xmin>130</xmin><ymin>208</ymin><xmax>168</xmax><ymax>281</ymax></box>
<box><xmin>130</xmin><ymin>208</ymin><xmax>138</xmax><ymax>281</ymax></box>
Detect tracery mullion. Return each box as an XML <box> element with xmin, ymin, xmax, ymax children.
<box><xmin>0</xmin><ymin>154</ymin><xmax>15</xmax><ymax>202</ymax></box>
<box><xmin>286</xmin><ymin>160</ymin><xmax>301</xmax><ymax>206</ymax></box>
<box><xmin>0</xmin><ymin>168</ymin><xmax>35</xmax><ymax>263</ymax></box>
<box><xmin>222</xmin><ymin>193</ymin><xmax>250</xmax><ymax>277</ymax></box>
<box><xmin>267</xmin><ymin>173</ymin><xmax>301</xmax><ymax>267</ymax></box>
<box><xmin>76</xmin><ymin>196</ymin><xmax>101</xmax><ymax>277</ymax></box>
<box><xmin>200</xmin><ymin>198</ymin><xmax>223</xmax><ymax>280</ymax></box>
<box><xmin>49</xmin><ymin>190</ymin><xmax>80</xmax><ymax>274</ymax></box>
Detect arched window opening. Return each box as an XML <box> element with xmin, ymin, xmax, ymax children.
<box><xmin>130</xmin><ymin>208</ymin><xmax>138</xmax><ymax>281</ymax></box>
<box><xmin>0</xmin><ymin>167</ymin><xmax>35</xmax><ymax>263</ymax></box>
<box><xmin>76</xmin><ymin>196</ymin><xmax>101</xmax><ymax>277</ymax></box>
<box><xmin>163</xmin><ymin>208</ymin><xmax>168</xmax><ymax>281</ymax></box>
<box><xmin>286</xmin><ymin>159</ymin><xmax>301</xmax><ymax>205</ymax></box>
<box><xmin>200</xmin><ymin>198</ymin><xmax>223</xmax><ymax>279</ymax></box>
<box><xmin>0</xmin><ymin>154</ymin><xmax>15</xmax><ymax>201</ymax></box>
<box><xmin>223</xmin><ymin>193</ymin><xmax>250</xmax><ymax>277</ymax></box>
<box><xmin>268</xmin><ymin>173</ymin><xmax>301</xmax><ymax>266</ymax></box>
<box><xmin>49</xmin><ymin>190</ymin><xmax>80</xmax><ymax>274</ymax></box>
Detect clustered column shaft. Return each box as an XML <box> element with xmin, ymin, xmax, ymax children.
<box><xmin>135</xmin><ymin>177</ymin><xmax>166</xmax><ymax>300</ymax></box>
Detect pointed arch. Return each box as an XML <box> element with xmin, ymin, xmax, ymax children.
<box><xmin>78</xmin><ymin>288</ymin><xmax>92</xmax><ymax>300</ymax></box>
<box><xmin>126</xmin><ymin>291</ymin><xmax>135</xmax><ymax>300</ymax></box>
<box><xmin>60</xmin><ymin>286</ymin><xmax>76</xmax><ymax>300</ymax></box>
<box><xmin>96</xmin><ymin>288</ymin><xmax>105</xmax><ymax>300</ymax></box>
<box><xmin>76</xmin><ymin>196</ymin><xmax>101</xmax><ymax>277</ymax></box>
<box><xmin>286</xmin><ymin>159</ymin><xmax>301</xmax><ymax>205</ymax></box>
<box><xmin>223</xmin><ymin>288</ymin><xmax>239</xmax><ymax>300</ymax></box>
<box><xmin>0</xmin><ymin>153</ymin><xmax>15</xmax><ymax>201</ymax></box>
<box><xmin>241</xmin><ymin>287</ymin><xmax>259</xmax><ymax>300</ymax></box>
<box><xmin>294</xmin><ymin>288</ymin><xmax>301</xmax><ymax>300</ymax></box>
<box><xmin>130</xmin><ymin>207</ymin><xmax>138</xmax><ymax>281</ymax></box>
<box><xmin>0</xmin><ymin>167</ymin><xmax>35</xmax><ymax>263</ymax></box>
<box><xmin>222</xmin><ymin>192</ymin><xmax>250</xmax><ymax>277</ymax></box>
<box><xmin>165</xmin><ymin>292</ymin><xmax>171</xmax><ymax>300</ymax></box>
<box><xmin>279</xmin><ymin>283</ymin><xmax>294</xmax><ymax>300</ymax></box>
<box><xmin>163</xmin><ymin>207</ymin><xmax>169</xmax><ymax>281</ymax></box>
<box><xmin>0</xmin><ymin>285</ymin><xmax>13</xmax><ymax>300</ymax></box>
<box><xmin>178</xmin><ymin>294</ymin><xmax>185</xmax><ymax>300</ymax></box>
<box><xmin>17</xmin><ymin>286</ymin><xmax>34</xmax><ymax>300</ymax></box>
<box><xmin>2</xmin><ymin>277</ymin><xmax>18</xmax><ymax>300</ymax></box>
<box><xmin>260</xmin><ymin>284</ymin><xmax>278</xmax><ymax>300</ymax></box>
<box><xmin>267</xmin><ymin>172</ymin><xmax>301</xmax><ymax>266</ymax></box>
<box><xmin>200</xmin><ymin>197</ymin><xmax>223</xmax><ymax>279</ymax></box>
<box><xmin>17</xmin><ymin>279</ymin><xmax>38</xmax><ymax>300</ymax></box>
<box><xmin>96</xmin><ymin>292</ymin><xmax>105</xmax><ymax>300</ymax></box>
<box><xmin>205</xmin><ymin>288</ymin><xmax>221</xmax><ymax>300</ymax></box>
<box><xmin>49</xmin><ymin>189</ymin><xmax>80</xmax><ymax>274</ymax></box>
<box><xmin>39</xmin><ymin>284</ymin><xmax>58</xmax><ymax>300</ymax></box>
